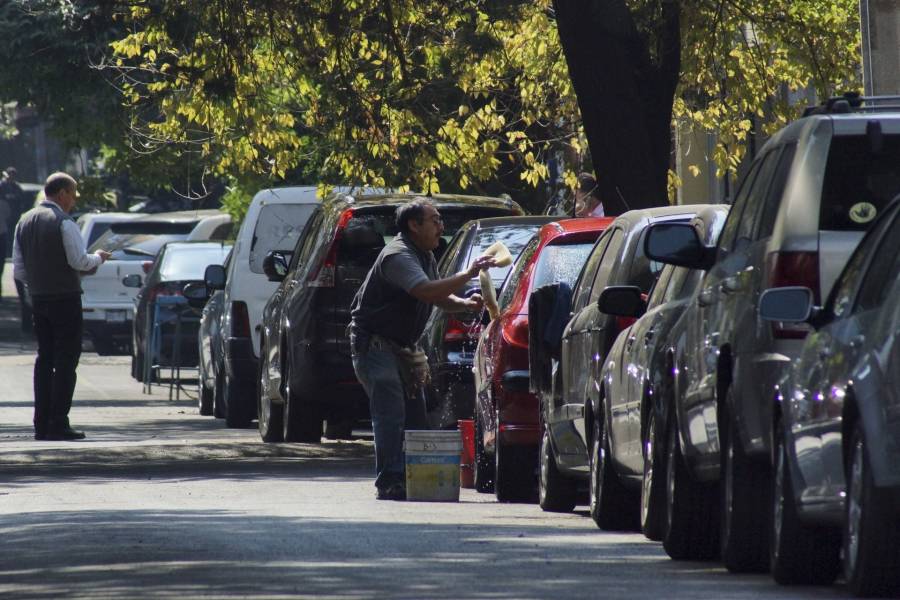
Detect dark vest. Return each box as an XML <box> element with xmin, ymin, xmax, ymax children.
<box><xmin>16</xmin><ymin>202</ymin><xmax>82</xmax><ymax>297</ymax></box>
<box><xmin>350</xmin><ymin>234</ymin><xmax>437</xmax><ymax>347</ymax></box>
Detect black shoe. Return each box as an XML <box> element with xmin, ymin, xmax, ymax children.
<box><xmin>376</xmin><ymin>483</ymin><xmax>406</xmax><ymax>501</ymax></box>
<box><xmin>45</xmin><ymin>427</ymin><xmax>86</xmax><ymax>441</ymax></box>
<box><xmin>34</xmin><ymin>432</ymin><xmax>47</xmax><ymax>440</ymax></box>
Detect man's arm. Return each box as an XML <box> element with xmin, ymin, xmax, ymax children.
<box><xmin>12</xmin><ymin>224</ymin><xmax>26</xmax><ymax>282</ymax></box>
<box><xmin>435</xmin><ymin>293</ymin><xmax>484</xmax><ymax>313</ymax></box>
<box><xmin>408</xmin><ymin>256</ymin><xmax>495</xmax><ymax>304</ymax></box>
<box><xmin>60</xmin><ymin>220</ymin><xmax>110</xmax><ymax>272</ymax></box>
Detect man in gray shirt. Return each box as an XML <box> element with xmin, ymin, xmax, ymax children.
<box><xmin>350</xmin><ymin>198</ymin><xmax>494</xmax><ymax>500</ymax></box>
<box><xmin>13</xmin><ymin>172</ymin><xmax>111</xmax><ymax>440</ymax></box>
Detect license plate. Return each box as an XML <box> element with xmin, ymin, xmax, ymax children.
<box><xmin>105</xmin><ymin>310</ymin><xmax>127</xmax><ymax>323</ymax></box>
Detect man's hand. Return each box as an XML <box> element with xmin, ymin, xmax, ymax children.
<box><xmin>464</xmin><ymin>292</ymin><xmax>484</xmax><ymax>312</ymax></box>
<box><xmin>97</xmin><ymin>250</ymin><xmax>112</xmax><ymax>263</ymax></box>
<box><xmin>465</xmin><ymin>255</ymin><xmax>496</xmax><ymax>278</ymax></box>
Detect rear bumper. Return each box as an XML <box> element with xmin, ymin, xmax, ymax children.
<box><xmin>83</xmin><ymin>319</ymin><xmax>132</xmax><ymax>341</ymax></box>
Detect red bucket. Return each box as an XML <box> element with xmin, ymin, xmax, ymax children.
<box><xmin>458</xmin><ymin>419</ymin><xmax>475</xmax><ymax>489</ymax></box>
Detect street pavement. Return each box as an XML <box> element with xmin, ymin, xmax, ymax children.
<box><xmin>0</xmin><ymin>260</ymin><xmax>852</xmax><ymax>599</ymax></box>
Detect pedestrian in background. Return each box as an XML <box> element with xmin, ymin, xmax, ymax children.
<box><xmin>12</xmin><ymin>172</ymin><xmax>111</xmax><ymax>441</ymax></box>
<box><xmin>348</xmin><ymin>198</ymin><xmax>494</xmax><ymax>500</ymax></box>
<box><xmin>0</xmin><ymin>166</ymin><xmax>22</xmax><ymax>297</ymax></box>
<box><xmin>575</xmin><ymin>172</ymin><xmax>605</xmax><ymax>217</ymax></box>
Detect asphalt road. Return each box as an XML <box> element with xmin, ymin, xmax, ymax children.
<box><xmin>0</xmin><ymin>268</ymin><xmax>853</xmax><ymax>599</ymax></box>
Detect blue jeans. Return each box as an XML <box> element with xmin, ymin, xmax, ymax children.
<box><xmin>352</xmin><ymin>335</ymin><xmax>427</xmax><ymax>489</ymax></box>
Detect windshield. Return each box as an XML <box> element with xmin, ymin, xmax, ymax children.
<box><xmin>249</xmin><ymin>203</ymin><xmax>318</xmax><ymax>273</ymax></box>
<box><xmin>532</xmin><ymin>242</ymin><xmax>595</xmax><ymax>292</ymax></box>
<box><xmin>90</xmin><ymin>232</ymin><xmax>189</xmax><ymax>260</ymax></box>
<box><xmin>467</xmin><ymin>224</ymin><xmax>540</xmax><ymax>285</ymax></box>
<box><xmin>160</xmin><ymin>245</ymin><xmax>232</xmax><ymax>281</ymax></box>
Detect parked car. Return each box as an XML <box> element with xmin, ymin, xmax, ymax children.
<box><xmin>86</xmin><ymin>209</ymin><xmax>232</xmax><ymax>357</ymax></box>
<box><xmin>472</xmin><ymin>217</ymin><xmax>613</xmax><ymax>502</ymax></box>
<box><xmin>197</xmin><ymin>288</ymin><xmax>226</xmax><ymax>417</ymax></box>
<box><xmin>202</xmin><ymin>186</ymin><xmax>321</xmax><ymax>428</ymax></box>
<box><xmin>126</xmin><ymin>241</ymin><xmax>231</xmax><ymax>383</ymax></box>
<box><xmin>591</xmin><ymin>205</ymin><xmax>729</xmax><ymax>543</ymax></box>
<box><xmin>76</xmin><ymin>211</ymin><xmax>146</xmax><ymax>248</ymax></box>
<box><xmin>258</xmin><ymin>192</ymin><xmax>525</xmax><ymax>443</ymax></box>
<box><xmin>643</xmin><ymin>94</ymin><xmax>900</xmax><ymax>572</ymax></box>
<box><xmin>529</xmin><ymin>205</ymin><xmax>697</xmax><ymax>523</ymax></box>
<box><xmin>419</xmin><ymin>215</ymin><xmax>555</xmax><ymax>429</ymax></box>
<box><xmin>759</xmin><ymin>196</ymin><xmax>900</xmax><ymax>593</ymax></box>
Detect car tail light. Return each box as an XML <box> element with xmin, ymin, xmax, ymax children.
<box><xmin>231</xmin><ymin>300</ymin><xmax>252</xmax><ymax>338</ymax></box>
<box><xmin>146</xmin><ymin>285</ymin><xmax>183</xmax><ymax>306</ymax></box>
<box><xmin>142</xmin><ymin>261</ymin><xmax>154</xmax><ymax>274</ymax></box>
<box><xmin>444</xmin><ymin>317</ymin><xmax>482</xmax><ymax>343</ymax></box>
<box><xmin>501</xmin><ymin>315</ymin><xmax>529</xmax><ymax>349</ymax></box>
<box><xmin>765</xmin><ymin>251</ymin><xmax>820</xmax><ymax>339</ymax></box>
<box><xmin>309</xmin><ymin>208</ymin><xmax>355</xmax><ymax>288</ymax></box>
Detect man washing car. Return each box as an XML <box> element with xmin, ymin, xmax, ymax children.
<box><xmin>349</xmin><ymin>198</ymin><xmax>495</xmax><ymax>500</ymax></box>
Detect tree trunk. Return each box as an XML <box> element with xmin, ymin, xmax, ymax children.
<box><xmin>554</xmin><ymin>0</ymin><xmax>680</xmax><ymax>215</ymax></box>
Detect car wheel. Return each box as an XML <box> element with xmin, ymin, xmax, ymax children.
<box><xmin>212</xmin><ymin>366</ymin><xmax>225</xmax><ymax>418</ymax></box>
<box><xmin>770</xmin><ymin>419</ymin><xmax>840</xmax><ymax>584</ymax></box>
<box><xmin>224</xmin><ymin>373</ymin><xmax>252</xmax><ymax>428</ymax></box>
<box><xmin>494</xmin><ymin>430</ymin><xmax>537</xmax><ymax>503</ymax></box>
<box><xmin>473</xmin><ymin>415</ymin><xmax>494</xmax><ymax>493</ymax></box>
<box><xmin>538</xmin><ymin>424</ymin><xmax>577</xmax><ymax>512</ymax></box>
<box><xmin>640</xmin><ymin>410</ymin><xmax>666</xmax><ymax>541</ymax></box>
<box><xmin>282</xmin><ymin>357</ymin><xmax>321</xmax><ymax>443</ymax></box>
<box><xmin>589</xmin><ymin>413</ymin><xmax>638</xmax><ymax>530</ymax></box>
<box><xmin>719</xmin><ymin>392</ymin><xmax>770</xmax><ymax>573</ymax></box>
<box><xmin>257</xmin><ymin>346</ymin><xmax>284</xmax><ymax>442</ymax></box>
<box><xmin>199</xmin><ymin>380</ymin><xmax>214</xmax><ymax>416</ymax></box>
<box><xmin>324</xmin><ymin>418</ymin><xmax>354</xmax><ymax>440</ymax></box>
<box><xmin>662</xmin><ymin>413</ymin><xmax>719</xmax><ymax>560</ymax></box>
<box><xmin>843</xmin><ymin>424</ymin><xmax>900</xmax><ymax>597</ymax></box>
<box><xmin>93</xmin><ymin>337</ymin><xmax>117</xmax><ymax>356</ymax></box>
<box><xmin>132</xmin><ymin>347</ymin><xmax>145</xmax><ymax>383</ymax></box>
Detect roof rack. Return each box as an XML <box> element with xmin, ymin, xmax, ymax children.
<box><xmin>803</xmin><ymin>92</ymin><xmax>900</xmax><ymax>116</ymax></box>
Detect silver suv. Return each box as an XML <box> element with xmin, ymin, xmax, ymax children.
<box><xmin>644</xmin><ymin>94</ymin><xmax>900</xmax><ymax>572</ymax></box>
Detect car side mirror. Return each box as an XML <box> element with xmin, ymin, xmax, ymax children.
<box><xmin>262</xmin><ymin>251</ymin><xmax>290</xmax><ymax>282</ymax></box>
<box><xmin>645</xmin><ymin>223</ymin><xmax>714</xmax><ymax>270</ymax></box>
<box><xmin>182</xmin><ymin>282</ymin><xmax>209</xmax><ymax>309</ymax></box>
<box><xmin>122</xmin><ymin>274</ymin><xmax>142</xmax><ymax>288</ymax></box>
<box><xmin>597</xmin><ymin>285</ymin><xmax>645</xmax><ymax>318</ymax></box>
<box><xmin>759</xmin><ymin>287</ymin><xmax>817</xmax><ymax>323</ymax></box>
<box><xmin>204</xmin><ymin>264</ymin><xmax>226</xmax><ymax>290</ymax></box>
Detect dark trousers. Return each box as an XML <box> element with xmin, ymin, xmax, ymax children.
<box><xmin>31</xmin><ymin>294</ymin><xmax>83</xmax><ymax>435</ymax></box>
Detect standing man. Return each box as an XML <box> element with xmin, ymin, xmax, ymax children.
<box><xmin>13</xmin><ymin>172</ymin><xmax>111</xmax><ymax>440</ymax></box>
<box><xmin>349</xmin><ymin>198</ymin><xmax>494</xmax><ymax>500</ymax></box>
<box><xmin>574</xmin><ymin>172</ymin><xmax>605</xmax><ymax>217</ymax></box>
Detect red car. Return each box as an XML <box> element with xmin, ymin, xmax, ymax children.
<box><xmin>472</xmin><ymin>217</ymin><xmax>613</xmax><ymax>502</ymax></box>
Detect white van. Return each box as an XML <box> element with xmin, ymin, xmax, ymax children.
<box><xmin>83</xmin><ymin>209</ymin><xmax>232</xmax><ymax>355</ymax></box>
<box><xmin>206</xmin><ymin>187</ymin><xmax>319</xmax><ymax>427</ymax></box>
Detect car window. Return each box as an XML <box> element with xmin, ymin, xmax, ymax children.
<box><xmin>854</xmin><ymin>211</ymin><xmax>900</xmax><ymax>313</ymax></box>
<box><xmin>629</xmin><ymin>223</ymin><xmax>681</xmax><ymax>291</ymax></box>
<box><xmin>590</xmin><ymin>228</ymin><xmax>625</xmax><ymax>301</ymax></box>
<box><xmin>572</xmin><ymin>232</ymin><xmax>611</xmax><ymax>312</ymax></box>
<box><xmin>755</xmin><ymin>144</ymin><xmax>797</xmax><ymax>238</ymax></box>
<box><xmin>288</xmin><ymin>209</ymin><xmax>323</xmax><ymax>274</ymax></box>
<box><xmin>828</xmin><ymin>207</ymin><xmax>897</xmax><ymax>319</ymax></box>
<box><xmin>497</xmin><ymin>237</ymin><xmax>539</xmax><ymax>311</ymax></box>
<box><xmin>159</xmin><ymin>245</ymin><xmax>232</xmax><ymax>281</ymax></box>
<box><xmin>86</xmin><ymin>222</ymin><xmax>115</xmax><ymax>248</ymax></box>
<box><xmin>735</xmin><ymin>150</ymin><xmax>780</xmax><ymax>247</ymax></box>
<box><xmin>718</xmin><ymin>159</ymin><xmax>762</xmax><ymax>254</ymax></box>
<box><xmin>820</xmin><ymin>133</ymin><xmax>900</xmax><ymax>231</ymax></box>
<box><xmin>438</xmin><ymin>226</ymin><xmax>470</xmax><ymax>277</ymax></box>
<box><xmin>208</xmin><ymin>222</ymin><xmax>233</xmax><ymax>241</ymax></box>
<box><xmin>249</xmin><ymin>203</ymin><xmax>318</xmax><ymax>274</ymax></box>
<box><xmin>647</xmin><ymin>264</ymin><xmax>675</xmax><ymax>308</ymax></box>
<box><xmin>467</xmin><ymin>224</ymin><xmax>542</xmax><ymax>286</ymax></box>
<box><xmin>531</xmin><ymin>242</ymin><xmax>595</xmax><ymax>293</ymax></box>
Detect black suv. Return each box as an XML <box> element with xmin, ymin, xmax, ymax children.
<box><xmin>257</xmin><ymin>192</ymin><xmax>524</xmax><ymax>443</ymax></box>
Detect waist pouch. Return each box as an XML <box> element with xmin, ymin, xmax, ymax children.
<box><xmin>374</xmin><ymin>335</ymin><xmax>431</xmax><ymax>399</ymax></box>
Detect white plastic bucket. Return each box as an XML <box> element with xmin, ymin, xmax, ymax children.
<box><xmin>404</xmin><ymin>430</ymin><xmax>462</xmax><ymax>501</ymax></box>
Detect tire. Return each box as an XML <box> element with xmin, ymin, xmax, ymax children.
<box><xmin>494</xmin><ymin>431</ymin><xmax>538</xmax><ymax>504</ymax></box>
<box><xmin>282</xmin><ymin>357</ymin><xmax>321</xmax><ymax>443</ymax></box>
<box><xmin>93</xmin><ymin>337</ymin><xmax>117</xmax><ymax>356</ymax></box>
<box><xmin>199</xmin><ymin>381</ymin><xmax>214</xmax><ymax>416</ymax></box>
<box><xmin>843</xmin><ymin>424</ymin><xmax>900</xmax><ymax>597</ymax></box>
<box><xmin>770</xmin><ymin>420</ymin><xmax>840</xmax><ymax>585</ymax></box>
<box><xmin>324</xmin><ymin>418</ymin><xmax>354</xmax><ymax>440</ymax></box>
<box><xmin>224</xmin><ymin>373</ymin><xmax>252</xmax><ymax>428</ymax></box>
<box><xmin>473</xmin><ymin>415</ymin><xmax>494</xmax><ymax>493</ymax></box>
<box><xmin>257</xmin><ymin>348</ymin><xmax>284</xmax><ymax>442</ymax></box>
<box><xmin>662</xmin><ymin>414</ymin><xmax>719</xmax><ymax>560</ymax></box>
<box><xmin>132</xmin><ymin>348</ymin><xmax>145</xmax><ymax>383</ymax></box>
<box><xmin>213</xmin><ymin>368</ymin><xmax>225</xmax><ymax>418</ymax></box>
<box><xmin>539</xmin><ymin>425</ymin><xmax>577</xmax><ymax>512</ymax></box>
<box><xmin>589</xmin><ymin>413</ymin><xmax>639</xmax><ymax>530</ymax></box>
<box><xmin>719</xmin><ymin>393</ymin><xmax>771</xmax><ymax>573</ymax></box>
<box><xmin>640</xmin><ymin>410</ymin><xmax>666</xmax><ymax>541</ymax></box>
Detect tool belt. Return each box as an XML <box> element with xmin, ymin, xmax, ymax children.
<box><xmin>349</xmin><ymin>325</ymin><xmax>430</xmax><ymax>398</ymax></box>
